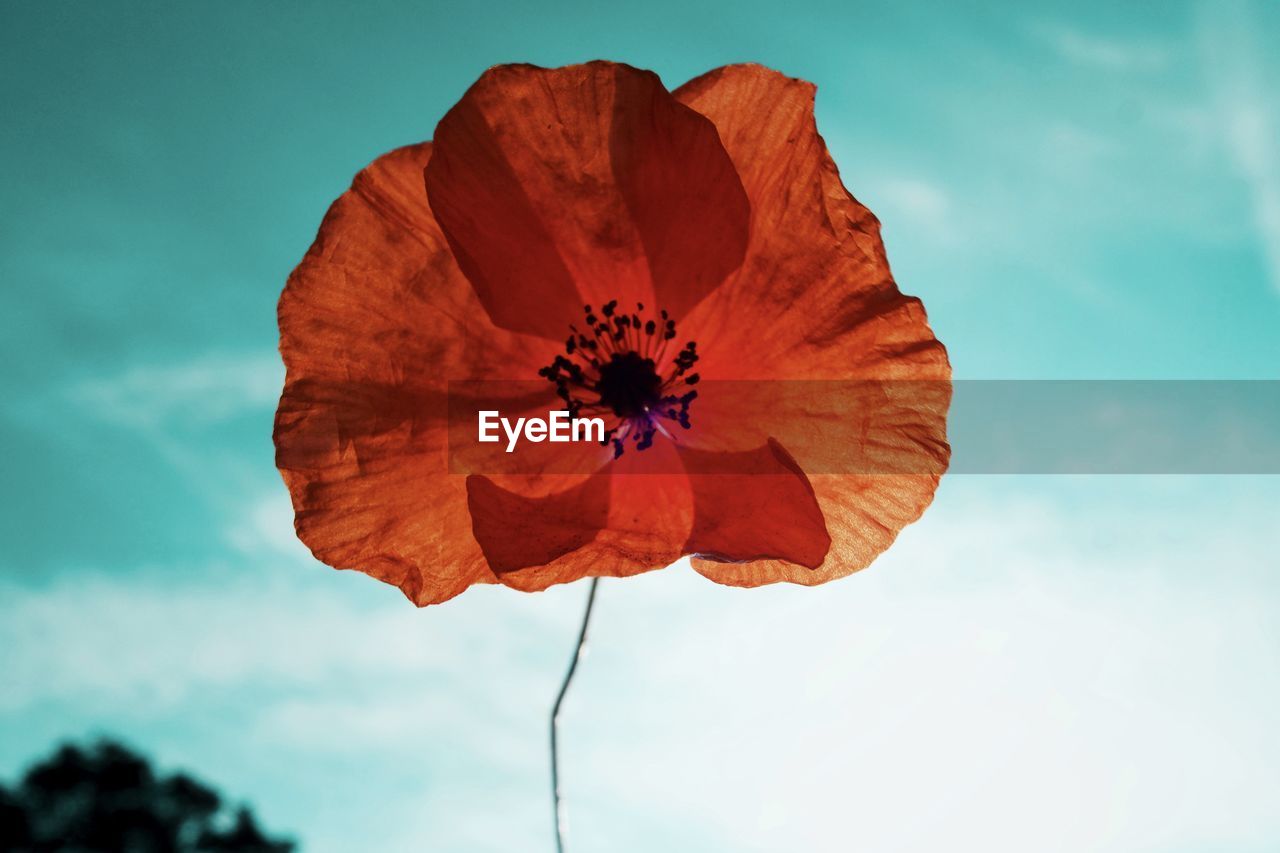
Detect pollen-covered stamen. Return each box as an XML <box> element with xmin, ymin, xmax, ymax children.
<box><xmin>537</xmin><ymin>301</ymin><xmax>700</xmax><ymax>459</ymax></box>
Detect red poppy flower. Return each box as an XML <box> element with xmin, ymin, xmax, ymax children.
<box><xmin>274</xmin><ymin>61</ymin><xmax>950</xmax><ymax>606</ymax></box>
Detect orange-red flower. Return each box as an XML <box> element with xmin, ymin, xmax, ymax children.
<box><xmin>274</xmin><ymin>62</ymin><xmax>951</xmax><ymax>606</ymax></box>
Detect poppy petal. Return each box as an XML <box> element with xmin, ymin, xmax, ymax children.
<box><xmin>675</xmin><ymin>64</ymin><xmax>947</xmax><ymax>381</ymax></box>
<box><xmin>478</xmin><ymin>440</ymin><xmax>694</xmax><ymax>592</ymax></box>
<box><xmin>688</xmin><ymin>474</ymin><xmax>943</xmax><ymax>588</ymax></box>
<box><xmin>670</xmin><ymin>64</ymin><xmax>951</xmax><ymax>587</ymax></box>
<box><xmin>679</xmin><ymin>439</ymin><xmax>831</xmax><ymax>569</ymax></box>
<box><xmin>680</xmin><ymin>378</ymin><xmax>950</xmax><ymax>479</ymax></box>
<box><xmin>466</xmin><ymin>472</ymin><xmax>611</xmax><ymax>574</ymax></box>
<box><xmin>426</xmin><ymin>61</ymin><xmax>750</xmax><ymax>333</ymax></box>
<box><xmin>276</xmin><ymin>143</ymin><xmax>551</xmax><ymax>606</ymax></box>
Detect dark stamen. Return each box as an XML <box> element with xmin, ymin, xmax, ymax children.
<box><xmin>536</xmin><ymin>300</ymin><xmax>701</xmax><ymax>460</ymax></box>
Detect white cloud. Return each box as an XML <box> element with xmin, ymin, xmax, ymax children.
<box><xmin>1198</xmin><ymin>0</ymin><xmax>1280</xmax><ymax>294</ymax></box>
<box><xmin>1031</xmin><ymin>21</ymin><xmax>1172</xmax><ymax>72</ymax></box>
<box><xmin>0</xmin><ymin>573</ymin><xmax>422</xmax><ymax>710</ymax></box>
<box><xmin>872</xmin><ymin>177</ymin><xmax>958</xmax><ymax>245</ymax></box>
<box><xmin>5</xmin><ymin>479</ymin><xmax>1279</xmax><ymax>852</ymax></box>
<box><xmin>878</xmin><ymin>177</ymin><xmax>950</xmax><ymax>222</ymax></box>
<box><xmin>1042</xmin><ymin>119</ymin><xmax>1119</xmax><ymax>166</ymax></box>
<box><xmin>560</xmin><ymin>479</ymin><xmax>1280</xmax><ymax>852</ymax></box>
<box><xmin>67</xmin><ymin>351</ymin><xmax>283</xmax><ymax>428</ymax></box>
<box><xmin>225</xmin><ymin>490</ymin><xmax>311</xmax><ymax>561</ymax></box>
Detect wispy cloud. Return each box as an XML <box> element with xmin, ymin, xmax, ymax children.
<box><xmin>1030</xmin><ymin>21</ymin><xmax>1172</xmax><ymax>72</ymax></box>
<box><xmin>67</xmin><ymin>351</ymin><xmax>283</xmax><ymax>428</ymax></box>
<box><xmin>225</xmin><ymin>491</ymin><xmax>311</xmax><ymax>561</ymax></box>
<box><xmin>1199</xmin><ymin>0</ymin><xmax>1280</xmax><ymax>294</ymax></box>
<box><xmin>4</xmin><ymin>479</ymin><xmax>1280</xmax><ymax>852</ymax></box>
<box><xmin>0</xmin><ymin>572</ymin><xmax>426</xmax><ymax>711</ymax></box>
<box><xmin>873</xmin><ymin>177</ymin><xmax>955</xmax><ymax>242</ymax></box>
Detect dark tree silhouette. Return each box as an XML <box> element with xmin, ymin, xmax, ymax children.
<box><xmin>0</xmin><ymin>739</ymin><xmax>295</xmax><ymax>852</ymax></box>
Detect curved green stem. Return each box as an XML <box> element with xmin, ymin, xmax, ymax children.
<box><xmin>551</xmin><ymin>577</ymin><xmax>600</xmax><ymax>853</ymax></box>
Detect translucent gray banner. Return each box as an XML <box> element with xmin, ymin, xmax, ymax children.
<box><xmin>948</xmin><ymin>380</ymin><xmax>1280</xmax><ymax>474</ymax></box>
<box><xmin>446</xmin><ymin>380</ymin><xmax>1280</xmax><ymax>474</ymax></box>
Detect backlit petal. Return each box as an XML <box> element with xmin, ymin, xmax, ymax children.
<box><xmin>481</xmin><ymin>440</ymin><xmax>693</xmax><ymax>593</ymax></box>
<box><xmin>426</xmin><ymin>61</ymin><xmax>749</xmax><ymax>334</ymax></box>
<box><xmin>673</xmin><ymin>64</ymin><xmax>952</xmax><ymax>587</ymax></box>
<box><xmin>277</xmin><ymin>143</ymin><xmax>550</xmax><ymax>606</ymax></box>
<box><xmin>680</xmin><ymin>439</ymin><xmax>831</xmax><ymax>569</ymax></box>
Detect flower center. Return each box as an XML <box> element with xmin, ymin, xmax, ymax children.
<box><xmin>596</xmin><ymin>351</ymin><xmax>663</xmax><ymax>419</ymax></box>
<box><xmin>538</xmin><ymin>300</ymin><xmax>700</xmax><ymax>458</ymax></box>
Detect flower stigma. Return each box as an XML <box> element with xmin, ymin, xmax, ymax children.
<box><xmin>538</xmin><ymin>300</ymin><xmax>700</xmax><ymax>458</ymax></box>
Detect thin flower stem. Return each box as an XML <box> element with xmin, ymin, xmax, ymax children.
<box><xmin>551</xmin><ymin>576</ymin><xmax>600</xmax><ymax>853</ymax></box>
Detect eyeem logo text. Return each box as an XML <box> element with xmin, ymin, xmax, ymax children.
<box><xmin>478</xmin><ymin>410</ymin><xmax>606</xmax><ymax>453</ymax></box>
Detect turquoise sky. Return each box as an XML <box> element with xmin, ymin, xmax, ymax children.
<box><xmin>3</xmin><ymin>1</ymin><xmax>1278</xmax><ymax>851</ymax></box>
